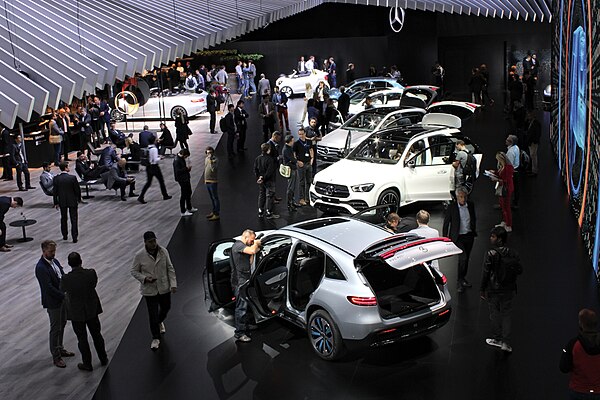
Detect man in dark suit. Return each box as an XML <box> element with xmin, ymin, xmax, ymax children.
<box><xmin>108</xmin><ymin>120</ymin><xmax>127</xmax><ymax>150</ymax></box>
<box><xmin>10</xmin><ymin>135</ymin><xmax>35</xmax><ymax>191</ymax></box>
<box><xmin>97</xmin><ymin>144</ymin><xmax>119</xmax><ymax>168</ymax></box>
<box><xmin>224</xmin><ymin>104</ymin><xmax>237</xmax><ymax>159</ymax></box>
<box><xmin>61</xmin><ymin>252</ymin><xmax>108</xmax><ymax>371</ymax></box>
<box><xmin>139</xmin><ymin>125</ymin><xmax>156</xmax><ymax>148</ymax></box>
<box><xmin>35</xmin><ymin>240</ymin><xmax>75</xmax><ymax>368</ymax></box>
<box><xmin>0</xmin><ymin>196</ymin><xmax>22</xmax><ymax>252</ymax></box>
<box><xmin>234</xmin><ymin>100</ymin><xmax>249</xmax><ymax>153</ymax></box>
<box><xmin>106</xmin><ymin>158</ymin><xmax>136</xmax><ymax>201</ymax></box>
<box><xmin>173</xmin><ymin>148</ymin><xmax>196</xmax><ymax>216</ymax></box>
<box><xmin>337</xmin><ymin>86</ymin><xmax>351</xmax><ymax>120</ymax></box>
<box><xmin>56</xmin><ymin>108</ymin><xmax>72</xmax><ymax>161</ymax></box>
<box><xmin>53</xmin><ymin>162</ymin><xmax>82</xmax><ymax>243</ymax></box>
<box><xmin>443</xmin><ymin>187</ymin><xmax>477</xmax><ymax>293</ymax></box>
<box><xmin>272</xmin><ymin>86</ymin><xmax>290</xmax><ymax>133</ymax></box>
<box><xmin>206</xmin><ymin>90</ymin><xmax>218</xmax><ymax>134</ymax></box>
<box><xmin>75</xmin><ymin>152</ymin><xmax>107</xmax><ymax>181</ymax></box>
<box><xmin>158</xmin><ymin>123</ymin><xmax>174</xmax><ymax>155</ymax></box>
<box><xmin>259</xmin><ymin>95</ymin><xmax>276</xmax><ymax>143</ymax></box>
<box><xmin>74</xmin><ymin>107</ymin><xmax>93</xmax><ymax>156</ymax></box>
<box><xmin>1</xmin><ymin>127</ymin><xmax>14</xmax><ymax>180</ymax></box>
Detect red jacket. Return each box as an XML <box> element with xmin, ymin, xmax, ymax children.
<box><xmin>560</xmin><ymin>332</ymin><xmax>600</xmax><ymax>393</ymax></box>
<box><xmin>498</xmin><ymin>164</ymin><xmax>514</xmax><ymax>194</ymax></box>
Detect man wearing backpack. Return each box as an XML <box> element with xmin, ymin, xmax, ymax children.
<box><xmin>480</xmin><ymin>226</ymin><xmax>522</xmax><ymax>353</ymax></box>
<box><xmin>451</xmin><ymin>140</ymin><xmax>476</xmax><ymax>197</ymax></box>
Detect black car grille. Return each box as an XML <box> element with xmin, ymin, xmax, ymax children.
<box><xmin>314</xmin><ymin>182</ymin><xmax>350</xmax><ymax>198</ymax></box>
<box><xmin>347</xmin><ymin>200</ymin><xmax>369</xmax><ymax>210</ymax></box>
<box><xmin>317</xmin><ymin>146</ymin><xmax>344</xmax><ymax>160</ymax></box>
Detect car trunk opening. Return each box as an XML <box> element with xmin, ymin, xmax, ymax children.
<box><xmin>360</xmin><ymin>260</ymin><xmax>441</xmax><ymax>320</ymax></box>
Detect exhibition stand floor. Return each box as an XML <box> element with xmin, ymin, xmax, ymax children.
<box><xmin>94</xmin><ymin>97</ymin><xmax>599</xmax><ymax>400</ymax></box>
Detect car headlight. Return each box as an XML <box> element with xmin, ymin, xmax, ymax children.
<box><xmin>276</xmin><ymin>79</ymin><xmax>283</xmax><ymax>86</ymax></box>
<box><xmin>351</xmin><ymin>183</ymin><xmax>375</xmax><ymax>192</ymax></box>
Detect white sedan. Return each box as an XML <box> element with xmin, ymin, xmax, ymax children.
<box><xmin>275</xmin><ymin>69</ymin><xmax>329</xmax><ymax>97</ymax></box>
<box><xmin>110</xmin><ymin>89</ymin><xmax>208</xmax><ymax>121</ymax></box>
<box><xmin>310</xmin><ymin>114</ymin><xmax>482</xmax><ymax>214</ymax></box>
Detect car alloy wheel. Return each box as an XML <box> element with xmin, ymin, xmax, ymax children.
<box><xmin>280</xmin><ymin>86</ymin><xmax>293</xmax><ymax>97</ymax></box>
<box><xmin>110</xmin><ymin>109</ymin><xmax>124</xmax><ymax>122</ymax></box>
<box><xmin>308</xmin><ymin>309</ymin><xmax>344</xmax><ymax>360</ymax></box>
<box><xmin>171</xmin><ymin>105</ymin><xmax>188</xmax><ymax>120</ymax></box>
<box><xmin>377</xmin><ymin>188</ymin><xmax>400</xmax><ymax>216</ymax></box>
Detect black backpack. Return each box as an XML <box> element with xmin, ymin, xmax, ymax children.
<box><xmin>490</xmin><ymin>247</ymin><xmax>523</xmax><ymax>290</ymax></box>
<box><xmin>461</xmin><ymin>150</ymin><xmax>478</xmax><ymax>179</ymax></box>
<box><xmin>140</xmin><ymin>148</ymin><xmax>150</xmax><ymax>167</ymax></box>
<box><xmin>219</xmin><ymin>116</ymin><xmax>227</xmax><ymax>132</ymax></box>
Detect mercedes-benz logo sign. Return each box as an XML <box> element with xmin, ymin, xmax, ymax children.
<box><xmin>389</xmin><ymin>6</ymin><xmax>405</xmax><ymax>33</ymax></box>
<box><xmin>326</xmin><ymin>185</ymin><xmax>335</xmax><ymax>196</ymax></box>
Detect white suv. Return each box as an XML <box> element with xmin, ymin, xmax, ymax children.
<box><xmin>309</xmin><ymin>116</ymin><xmax>482</xmax><ymax>214</ymax></box>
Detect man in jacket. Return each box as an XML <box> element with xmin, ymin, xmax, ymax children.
<box><xmin>206</xmin><ymin>90</ymin><xmax>218</xmax><ymax>134</ymax></box>
<box><xmin>158</xmin><ymin>123</ymin><xmax>175</xmax><ymax>155</ymax></box>
<box><xmin>139</xmin><ymin>126</ymin><xmax>156</xmax><ymax>148</ymax></box>
<box><xmin>443</xmin><ymin>187</ymin><xmax>477</xmax><ymax>293</ymax></box>
<box><xmin>204</xmin><ymin>146</ymin><xmax>220</xmax><ymax>221</ymax></box>
<box><xmin>560</xmin><ymin>309</ymin><xmax>600</xmax><ymax>398</ymax></box>
<box><xmin>282</xmin><ymin>135</ymin><xmax>298</xmax><ymax>211</ymax></box>
<box><xmin>337</xmin><ymin>86</ymin><xmax>350</xmax><ymax>120</ymax></box>
<box><xmin>75</xmin><ymin>152</ymin><xmax>107</xmax><ymax>181</ymax></box>
<box><xmin>0</xmin><ymin>196</ymin><xmax>22</xmax><ymax>252</ymax></box>
<box><xmin>131</xmin><ymin>231</ymin><xmax>177</xmax><ymax>350</ymax></box>
<box><xmin>293</xmin><ymin>128</ymin><xmax>314</xmax><ymax>206</ymax></box>
<box><xmin>257</xmin><ymin>74</ymin><xmax>271</xmax><ymax>98</ymax></box>
<box><xmin>61</xmin><ymin>252</ymin><xmax>108</xmax><ymax>371</ymax></box>
<box><xmin>53</xmin><ymin>162</ymin><xmax>82</xmax><ymax>243</ymax></box>
<box><xmin>272</xmin><ymin>86</ymin><xmax>290</xmax><ymax>133</ymax></box>
<box><xmin>75</xmin><ymin>107</ymin><xmax>93</xmax><ymax>155</ymax></box>
<box><xmin>173</xmin><ymin>149</ymin><xmax>197</xmax><ymax>216</ymax></box>
<box><xmin>259</xmin><ymin>95</ymin><xmax>276</xmax><ymax>143</ymax></box>
<box><xmin>39</xmin><ymin>162</ymin><xmax>54</xmax><ymax>196</ymax></box>
<box><xmin>234</xmin><ymin>100</ymin><xmax>249</xmax><ymax>153</ymax></box>
<box><xmin>97</xmin><ymin>144</ymin><xmax>119</xmax><ymax>168</ymax></box>
<box><xmin>106</xmin><ymin>158</ymin><xmax>136</xmax><ymax>201</ymax></box>
<box><xmin>254</xmin><ymin>143</ymin><xmax>279</xmax><ymax>219</ymax></box>
<box><xmin>224</xmin><ymin>104</ymin><xmax>237</xmax><ymax>160</ymax></box>
<box><xmin>1</xmin><ymin>127</ymin><xmax>13</xmax><ymax>180</ymax></box>
<box><xmin>57</xmin><ymin>108</ymin><xmax>72</xmax><ymax>161</ymax></box>
<box><xmin>11</xmin><ymin>135</ymin><xmax>34</xmax><ymax>191</ymax></box>
<box><xmin>35</xmin><ymin>240</ymin><xmax>75</xmax><ymax>368</ymax></box>
<box><xmin>108</xmin><ymin>120</ymin><xmax>127</xmax><ymax>150</ymax></box>
<box><xmin>480</xmin><ymin>226</ymin><xmax>521</xmax><ymax>353</ymax></box>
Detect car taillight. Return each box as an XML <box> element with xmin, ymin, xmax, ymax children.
<box><xmin>347</xmin><ymin>296</ymin><xmax>377</xmax><ymax>306</ymax></box>
<box><xmin>438</xmin><ymin>309</ymin><xmax>450</xmax><ymax>317</ymax></box>
<box><xmin>466</xmin><ymin>102</ymin><xmax>478</xmax><ymax>108</ymax></box>
<box><xmin>435</xmin><ymin>273</ymin><xmax>447</xmax><ymax>286</ymax></box>
<box><xmin>324</xmin><ymin>75</ymin><xmax>328</xmax><ymax>81</ymax></box>
<box><xmin>191</xmin><ymin>99</ymin><xmax>205</xmax><ymax>103</ymax></box>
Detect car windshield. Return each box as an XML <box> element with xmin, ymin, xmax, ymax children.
<box><xmin>341</xmin><ymin>110</ymin><xmax>391</xmax><ymax>131</ymax></box>
<box><xmin>347</xmin><ymin>130</ymin><xmax>409</xmax><ymax>164</ymax></box>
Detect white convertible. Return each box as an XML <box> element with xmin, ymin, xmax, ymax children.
<box><xmin>110</xmin><ymin>88</ymin><xmax>208</xmax><ymax>121</ymax></box>
<box><xmin>310</xmin><ymin>114</ymin><xmax>482</xmax><ymax>214</ymax></box>
<box><xmin>275</xmin><ymin>69</ymin><xmax>329</xmax><ymax>97</ymax></box>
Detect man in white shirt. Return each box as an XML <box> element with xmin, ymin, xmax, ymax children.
<box><xmin>409</xmin><ymin>210</ymin><xmax>441</xmax><ymax>271</ymax></box>
<box><xmin>235</xmin><ymin>61</ymin><xmax>243</xmax><ymax>93</ymax></box>
<box><xmin>505</xmin><ymin>134</ymin><xmax>520</xmax><ymax>207</ymax></box>
<box><xmin>138</xmin><ymin>135</ymin><xmax>172</xmax><ymax>204</ymax></box>
<box><xmin>305</xmin><ymin>56</ymin><xmax>315</xmax><ymax>72</ymax></box>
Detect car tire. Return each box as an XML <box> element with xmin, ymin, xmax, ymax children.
<box><xmin>308</xmin><ymin>309</ymin><xmax>345</xmax><ymax>361</ymax></box>
<box><xmin>110</xmin><ymin>109</ymin><xmax>124</xmax><ymax>122</ymax></box>
<box><xmin>377</xmin><ymin>188</ymin><xmax>400</xmax><ymax>216</ymax></box>
<box><xmin>171</xmin><ymin>105</ymin><xmax>188</xmax><ymax>120</ymax></box>
<box><xmin>280</xmin><ymin>86</ymin><xmax>293</xmax><ymax>97</ymax></box>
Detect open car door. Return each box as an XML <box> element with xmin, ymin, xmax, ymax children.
<box><xmin>204</xmin><ymin>239</ymin><xmax>236</xmax><ymax>312</ymax></box>
<box><xmin>242</xmin><ymin>236</ymin><xmax>293</xmax><ymax>323</ymax></box>
<box><xmin>401</xmin><ymin>86</ymin><xmax>439</xmax><ymax>107</ymax></box>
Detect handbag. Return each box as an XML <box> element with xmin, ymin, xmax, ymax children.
<box><xmin>48</xmin><ymin>134</ymin><xmax>61</xmax><ymax>144</ymax></box>
<box><xmin>279</xmin><ymin>164</ymin><xmax>291</xmax><ymax>178</ymax></box>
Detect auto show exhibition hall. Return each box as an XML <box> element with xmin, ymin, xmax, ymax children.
<box><xmin>1</xmin><ymin>1</ymin><xmax>599</xmax><ymax>400</ymax></box>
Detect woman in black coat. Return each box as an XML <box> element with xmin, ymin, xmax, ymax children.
<box><xmin>174</xmin><ymin>111</ymin><xmax>190</xmax><ymax>150</ymax></box>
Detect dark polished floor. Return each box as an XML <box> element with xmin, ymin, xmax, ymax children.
<box><xmin>95</xmin><ymin>95</ymin><xmax>600</xmax><ymax>400</ymax></box>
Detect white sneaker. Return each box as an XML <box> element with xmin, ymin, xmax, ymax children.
<box><xmin>505</xmin><ymin>226</ymin><xmax>513</xmax><ymax>232</ymax></box>
<box><xmin>159</xmin><ymin>322</ymin><xmax>166</xmax><ymax>334</ymax></box>
<box><xmin>495</xmin><ymin>221</ymin><xmax>506</xmax><ymax>228</ymax></box>
<box><xmin>181</xmin><ymin>211</ymin><xmax>193</xmax><ymax>217</ymax></box>
<box><xmin>485</xmin><ymin>338</ymin><xmax>502</xmax><ymax>348</ymax></box>
<box><xmin>150</xmin><ymin>339</ymin><xmax>160</xmax><ymax>350</ymax></box>
<box><xmin>501</xmin><ymin>342</ymin><xmax>513</xmax><ymax>353</ymax></box>
<box><xmin>235</xmin><ymin>334</ymin><xmax>252</xmax><ymax>343</ymax></box>
<box><xmin>188</xmin><ymin>207</ymin><xmax>198</xmax><ymax>212</ymax></box>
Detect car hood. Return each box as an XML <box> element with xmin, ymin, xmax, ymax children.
<box><xmin>314</xmin><ymin>159</ymin><xmax>396</xmax><ymax>186</ymax></box>
<box><xmin>319</xmin><ymin>128</ymin><xmax>373</xmax><ymax>150</ymax></box>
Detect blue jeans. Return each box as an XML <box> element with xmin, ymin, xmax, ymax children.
<box><xmin>243</xmin><ymin>79</ymin><xmax>250</xmax><ymax>97</ymax></box>
<box><xmin>53</xmin><ymin>143</ymin><xmax>62</xmax><ymax>165</ymax></box>
<box><xmin>206</xmin><ymin>182</ymin><xmax>220</xmax><ymax>214</ymax></box>
<box><xmin>234</xmin><ymin>287</ymin><xmax>249</xmax><ymax>337</ymax></box>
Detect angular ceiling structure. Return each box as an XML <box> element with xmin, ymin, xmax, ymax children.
<box><xmin>0</xmin><ymin>0</ymin><xmax>551</xmax><ymax>128</ymax></box>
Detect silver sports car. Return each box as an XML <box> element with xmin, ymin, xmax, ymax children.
<box><xmin>204</xmin><ymin>216</ymin><xmax>461</xmax><ymax>360</ymax></box>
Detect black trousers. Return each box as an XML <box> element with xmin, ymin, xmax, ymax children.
<box><xmin>144</xmin><ymin>292</ymin><xmax>171</xmax><ymax>339</ymax></box>
<box><xmin>140</xmin><ymin>165</ymin><xmax>169</xmax><ymax>199</ymax></box>
<box><xmin>0</xmin><ymin>221</ymin><xmax>6</xmax><ymax>247</ymax></box>
<box><xmin>179</xmin><ymin>180</ymin><xmax>192</xmax><ymax>213</ymax></box>
<box><xmin>262</xmin><ymin>118</ymin><xmax>275</xmax><ymax>143</ymax></box>
<box><xmin>258</xmin><ymin>181</ymin><xmax>275</xmax><ymax>212</ymax></box>
<box><xmin>237</xmin><ymin>126</ymin><xmax>247</xmax><ymax>151</ymax></box>
<box><xmin>72</xmin><ymin>316</ymin><xmax>107</xmax><ymax>366</ymax></box>
<box><xmin>112</xmin><ymin>180</ymin><xmax>135</xmax><ymax>198</ymax></box>
<box><xmin>60</xmin><ymin>205</ymin><xmax>78</xmax><ymax>240</ymax></box>
<box><xmin>175</xmin><ymin>138</ymin><xmax>188</xmax><ymax>150</ymax></box>
<box><xmin>63</xmin><ymin>133</ymin><xmax>71</xmax><ymax>159</ymax></box>
<box><xmin>227</xmin><ymin>132</ymin><xmax>236</xmax><ymax>157</ymax></box>
<box><xmin>456</xmin><ymin>232</ymin><xmax>475</xmax><ymax>282</ymax></box>
<box><xmin>2</xmin><ymin>155</ymin><xmax>13</xmax><ymax>179</ymax></box>
<box><xmin>16</xmin><ymin>162</ymin><xmax>31</xmax><ymax>189</ymax></box>
<box><xmin>209</xmin><ymin>110</ymin><xmax>216</xmax><ymax>133</ymax></box>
